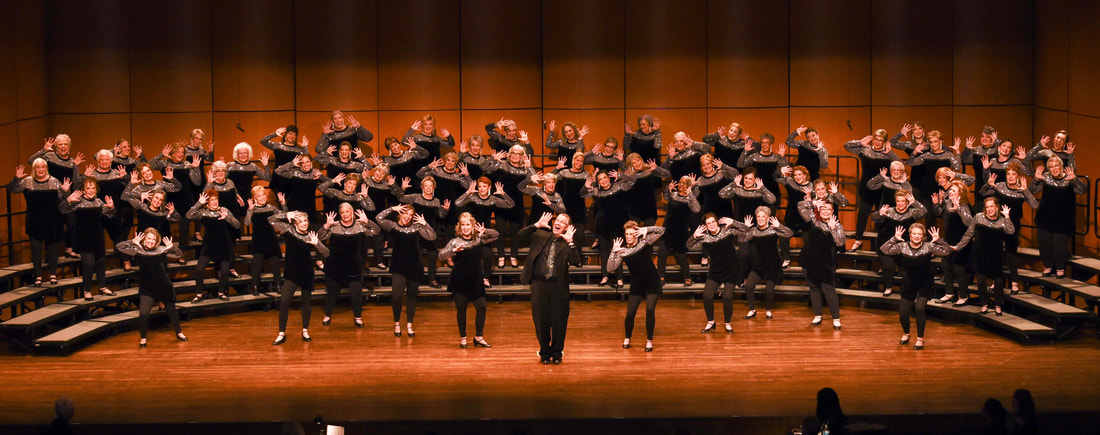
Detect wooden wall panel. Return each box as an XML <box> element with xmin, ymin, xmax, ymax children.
<box><xmin>46</xmin><ymin>0</ymin><xmax>130</xmax><ymax>114</ymax></box>
<box><xmin>870</xmin><ymin>0</ymin><xmax>954</xmax><ymax>106</ymax></box>
<box><xmin>952</xmin><ymin>0</ymin><xmax>1033</xmax><ymax>106</ymax></box>
<box><xmin>1067</xmin><ymin>113</ymin><xmax>1097</xmax><ymax>252</ymax></box>
<box><xmin>0</xmin><ymin>124</ymin><xmax>18</xmax><ymax>180</ymax></box>
<box><xmin>377</xmin><ymin>1</ymin><xmax>460</xmax><ymax>111</ymax></box>
<box><xmin>293</xmin><ymin>0</ymin><xmax>378</xmax><ymax>112</ymax></box>
<box><xmin>129</xmin><ymin>0</ymin><xmax>212</xmax><ymax>113</ymax></box>
<box><xmin>17</xmin><ymin>117</ymin><xmax>51</xmax><ymax>165</ymax></box>
<box><xmin>1034</xmin><ymin>0</ymin><xmax>1069</xmax><ymax>111</ymax></box>
<box><xmin>128</xmin><ymin>113</ymin><xmax>211</xmax><ymax>155</ymax></box>
<box><xmin>624</xmin><ymin>0</ymin><xmax>706</xmax><ymax>109</ymax></box>
<box><xmin>543</xmin><ymin>0</ymin><xmax>624</xmax><ymax>109</ymax></box>
<box><xmin>211</xmin><ymin>0</ymin><xmax>295</xmax><ymax>112</ymax></box>
<box><xmin>707</xmin><ymin>0</ymin><xmax>789</xmax><ymax>108</ymax></box>
<box><xmin>1067</xmin><ymin>0</ymin><xmax>1100</xmax><ymax>117</ymax></box>
<box><xmin>789</xmin><ymin>0</ymin><xmax>871</xmax><ymax>107</ymax></box>
<box><xmin>49</xmin><ymin>114</ymin><xmax>132</xmax><ymax>164</ymax></box>
<box><xmin>0</xmin><ymin>2</ymin><xmax>15</xmax><ymax>125</ymax></box>
<box><xmin>211</xmin><ymin>111</ymin><xmax>297</xmax><ymax>159</ymax></box>
<box><xmin>460</xmin><ymin>1</ymin><xmax>542</xmax><ymax>110</ymax></box>
<box><xmin>15</xmin><ymin>0</ymin><xmax>48</xmax><ymax>119</ymax></box>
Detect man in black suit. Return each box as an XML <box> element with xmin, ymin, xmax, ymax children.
<box><xmin>520</xmin><ymin>212</ymin><xmax>580</xmax><ymax>364</ymax></box>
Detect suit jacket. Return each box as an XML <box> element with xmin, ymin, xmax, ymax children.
<box><xmin>520</xmin><ymin>224</ymin><xmax>582</xmax><ymax>285</ymax></box>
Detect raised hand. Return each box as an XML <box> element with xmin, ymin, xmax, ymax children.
<box><xmin>326</xmin><ymin>145</ymin><xmax>337</xmax><ymax>156</ymax></box>
<box><xmin>987</xmin><ymin>173</ymin><xmax>998</xmax><ymax>186</ymax></box>
<box><xmin>518</xmin><ymin>130</ymin><xmax>529</xmax><ymax>144</ymax></box>
<box><xmin>247</xmin><ymin>198</ymin><xmax>255</xmax><ymax>209</ymax></box>
<box><xmin>743</xmin><ymin>215</ymin><xmax>754</xmax><ymax>227</ymax></box>
<box><xmin>43</xmin><ymin>137</ymin><xmax>55</xmax><ymax>151</ymax></box>
<box><xmin>385</xmin><ymin>175</ymin><xmax>396</xmax><ymax>186</ymax></box>
<box><xmin>556</xmin><ymin>156</ymin><xmax>568</xmax><ymax>170</ymax></box>
<box><xmin>776</xmin><ymin>143</ymin><xmax>788</xmax><ymax>157</ymax></box>
<box><xmin>104</xmin><ymin>196</ymin><xmax>114</xmax><ymax>208</ymax></box>
<box><xmin>163</xmin><ymin>236</ymin><xmax>174</xmax><ymax>250</ymax></box>
<box><xmin>401</xmin><ymin>177</ymin><xmax>412</xmax><ymax>191</ymax></box>
<box><xmin>928</xmin><ymin>226</ymin><xmax>940</xmax><ymax>243</ymax></box>
<box><xmin>162</xmin><ymin>144</ymin><xmax>172</xmax><ymax>157</ymax></box>
<box><xmin>931</xmin><ymin>191</ymin><xmax>941</xmax><ymax>205</ymax></box>
<box><xmin>904</xmin><ymin>192</ymin><xmax>916</xmax><ymax>206</ymax></box>
<box><xmin>494</xmin><ymin>181</ymin><xmax>505</xmax><ymax>195</ymax></box>
<box><xmin>1066</xmin><ymin>141</ymin><xmax>1076</xmax><ymax>154</ymax></box>
<box><xmin>356</xmin><ymin>209</ymin><xmax>369</xmax><ymax>223</ymax></box>
<box><xmin>652</xmin><ymin>118</ymin><xmax>661</xmax><ymax>130</ymax></box>
<box><xmin>733</xmin><ymin>174</ymin><xmax>743</xmax><ymax>187</ymax></box>
<box><xmin>325</xmin><ymin>211</ymin><xmax>338</xmax><ymax>226</ymax></box>
<box><xmin>413</xmin><ymin>213</ymin><xmax>427</xmax><ymax>226</ymax></box>
<box><xmin>459</xmin><ymin>163</ymin><xmax>469</xmax><ymax>177</ymax></box>
<box><xmin>965</xmin><ymin>136</ymin><xmax>976</xmax><ymax>150</ymax></box>
<box><xmin>466</xmin><ymin>182</ymin><xmax>477</xmax><ymax>194</ymax></box>
<box><xmin>166</xmin><ymin>202</ymin><xmax>176</xmax><ymax>214</ymax></box>
<box><xmin>563</xmin><ymin>225</ymin><xmax>576</xmax><ymax>243</ymax></box>
<box><xmin>428</xmin><ymin>158</ymin><xmax>442</xmax><ymax>169</ymax></box>
<box><xmin>411</xmin><ymin>119</ymin><xmax>422</xmax><ymax>131</ymax></box>
<box><xmin>218</xmin><ymin>208</ymin><xmax>228</xmax><ymax>220</ymax></box>
<box><xmin>717</xmin><ymin>125</ymin><xmax>728</xmax><ymax>137</ymax></box>
<box><xmin>608</xmin><ymin>170</ymin><xmax>619</xmax><ymax>180</ymax></box>
<box><xmin>611</xmin><ymin>237</ymin><xmax>624</xmax><ymax>252</ymax></box>
<box><xmin>191</xmin><ymin>154</ymin><xmax>201</xmax><ymax>168</ymax></box>
<box><xmin>624</xmin><ymin>123</ymin><xmax>634</xmax><ymax>135</ymax></box>
<box><xmin>1039</xmin><ymin>135</ymin><xmax>1051</xmax><ymax>148</ymax></box>
<box><xmin>829</xmin><ymin>181</ymin><xmax>839</xmax><ymax>194</ymax></box>
<box><xmin>546</xmin><ymin>120</ymin><xmax>556</xmax><ymax>132</ymax></box>
<box><xmin>237</xmin><ymin>195</ymin><xmax>246</xmax><ymax>207</ymax></box>
<box><xmin>614</xmin><ymin>149</ymin><xmax>624</xmax><ymax>162</ymax></box>
<box><xmin>492</xmin><ymin>150</ymin><xmax>507</xmax><ymax>161</ymax></box>
<box><xmin>307</xmin><ymin>231</ymin><xmax>320</xmax><ymax>245</ymax></box>
<box><xmin>322</xmin><ymin>121</ymin><xmax>335</xmax><ymax>134</ymax></box>
<box><xmin>72</xmin><ymin>153</ymin><xmax>86</xmax><ymax>166</ymax></box>
<box><xmin>300</xmin><ymin>135</ymin><xmax>309</xmax><ymax>148</ymax></box>
<box><xmin>981</xmin><ymin>155</ymin><xmax>992</xmax><ymax>169</ymax></box>
<box><xmin>1065</xmin><ymin>167</ymin><xmax>1076</xmax><ymax>180</ymax></box>
<box><xmin>204</xmin><ymin>140</ymin><xmax>215</xmax><ymax>152</ymax></box>
<box><xmin>879</xmin><ymin>167</ymin><xmax>889</xmax><ymax>178</ymax></box>
<box><xmin>828</xmin><ymin>214</ymin><xmax>841</xmax><ymax>228</ymax></box>
<box><xmin>536</xmin><ymin>212</ymin><xmax>553</xmax><ymax>229</ymax></box>
<box><xmin>754</xmin><ymin>177</ymin><xmax>764</xmax><ymax>190</ymax></box>
<box><xmin>900</xmin><ymin>123</ymin><xmax>912</xmax><ymax>137</ymax></box>
<box><xmin>14</xmin><ymin>165</ymin><xmax>25</xmax><ymax>179</ymax></box>
<box><xmin>60</xmin><ymin>177</ymin><xmax>72</xmax><ymax>192</ymax></box>
<box><xmin>860</xmin><ymin>135</ymin><xmax>873</xmax><ymax>147</ymax></box>
<box><xmin>442</xmin><ymin>199</ymin><xmax>451</xmax><ymax>210</ymax></box>
<box><xmin>474</xmin><ymin>222</ymin><xmax>486</xmax><ymax>236</ymax></box>
<box><xmin>346</xmin><ymin>115</ymin><xmax>360</xmax><ymax>128</ymax></box>
<box><xmin>277</xmin><ymin>192</ymin><xmax>286</xmax><ymax>204</ymax></box>
<box><xmin>796</xmin><ymin>124</ymin><xmax>807</xmax><ymax>136</ymax></box>
<box><xmin>1001</xmin><ymin>204</ymin><xmax>1011</xmax><ymax>218</ymax></box>
<box><xmin>459</xmin><ymin>140</ymin><xmax>469</xmax><ymax>153</ymax></box>
<box><xmin>894</xmin><ymin>225</ymin><xmax>905</xmax><ymax>240</ymax></box>
<box><xmin>67</xmin><ymin>190</ymin><xmax>82</xmax><ymax>202</ymax></box>
<box><xmin>440</xmin><ymin>128</ymin><xmax>450</xmax><ymax>138</ymax></box>
<box><xmin>578</xmin><ymin>125</ymin><xmax>589</xmax><ymax>138</ymax></box>
<box><xmin>197</xmin><ymin>191</ymin><xmax>209</xmax><ymax>205</ymax></box>
<box><xmin>132</xmin><ymin>145</ymin><xmax>142</xmax><ymax>157</ymax></box>
<box><xmin>768</xmin><ymin>216</ymin><xmax>780</xmax><ymax>228</ymax></box>
<box><xmin>404</xmin><ymin>137</ymin><xmax>417</xmax><ymax>149</ymax></box>
<box><xmin>781</xmin><ymin>166</ymin><xmax>793</xmax><ymax>177</ymax></box>
<box><xmin>1015</xmin><ymin>145</ymin><xmax>1027</xmax><ymax>161</ymax></box>
<box><xmin>693</xmin><ymin>225</ymin><xmax>706</xmax><ymax>238</ymax></box>
<box><xmin>879</xmin><ymin>204</ymin><xmax>890</xmax><ymax>216</ymax></box>
<box><xmin>275</xmin><ymin>127</ymin><xmax>286</xmax><ymax>137</ymax></box>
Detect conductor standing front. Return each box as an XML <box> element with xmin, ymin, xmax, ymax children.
<box><xmin>520</xmin><ymin>212</ymin><xmax>580</xmax><ymax>365</ymax></box>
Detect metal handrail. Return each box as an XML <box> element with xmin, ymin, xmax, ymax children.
<box><xmin>2</xmin><ymin>185</ymin><xmax>31</xmax><ymax>267</ymax></box>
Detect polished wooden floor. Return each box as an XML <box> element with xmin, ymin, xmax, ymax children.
<box><xmin>1</xmin><ymin>297</ymin><xmax>1098</xmax><ymax>425</ymax></box>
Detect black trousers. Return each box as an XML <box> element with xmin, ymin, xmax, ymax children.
<box><xmin>879</xmin><ymin>253</ymin><xmax>898</xmax><ymax>293</ymax></box>
<box><xmin>975</xmin><ymin>272</ymin><xmax>1004</xmax><ymax>308</ymax></box>
<box><xmin>597</xmin><ymin>233</ymin><xmax>623</xmax><ymax>280</ymax></box>
<box><xmin>453</xmin><ymin>293</ymin><xmax>487</xmax><ymax>337</ymax></box>
<box><xmin>80</xmin><ymin>252</ymin><xmax>106</xmax><ymax>294</ymax></box>
<box><xmin>138</xmin><ymin>294</ymin><xmax>181</xmax><ymax>339</ymax></box>
<box><xmin>531</xmin><ymin>279</ymin><xmax>570</xmax><ymax>359</ymax></box>
<box><xmin>251</xmin><ymin>253</ymin><xmax>282</xmax><ymax>290</ymax></box>
<box><xmin>942</xmin><ymin>260</ymin><xmax>972</xmax><ymax>299</ymax></box>
<box><xmin>625</xmin><ymin>293</ymin><xmax>659</xmax><ymax>340</ymax></box>
<box><xmin>1037</xmin><ymin>228</ymin><xmax>1072</xmax><ymax>271</ymax></box>
<box><xmin>1005</xmin><ymin>230</ymin><xmax>1021</xmax><ymax>284</ymax></box>
<box><xmin>744</xmin><ymin>271</ymin><xmax>776</xmax><ymax>311</ymax></box>
<box><xmin>854</xmin><ymin>199</ymin><xmax>875</xmax><ymax>245</ymax></box>
<box><xmin>323</xmin><ymin>277</ymin><xmax>363</xmax><ymax>319</ymax></box>
<box><xmin>899</xmin><ymin>296</ymin><xmax>928</xmax><ymax>337</ymax></box>
<box><xmin>702</xmin><ymin>279</ymin><xmax>735</xmax><ymax>323</ymax></box>
<box><xmin>808</xmin><ymin>280</ymin><xmax>840</xmax><ymax>319</ymax></box>
<box><xmin>391</xmin><ymin>273</ymin><xmax>419</xmax><ymax>323</ymax></box>
<box><xmin>277</xmin><ymin>279</ymin><xmax>313</xmax><ymax>332</ymax></box>
<box><xmin>30</xmin><ymin>239</ymin><xmax>60</xmax><ymax>280</ymax></box>
<box><xmin>495</xmin><ymin>219</ymin><xmax>522</xmax><ymax>259</ymax></box>
<box><xmin>657</xmin><ymin>245</ymin><xmax>689</xmax><ymax>281</ymax></box>
<box><xmin>195</xmin><ymin>255</ymin><xmax>230</xmax><ymax>296</ymax></box>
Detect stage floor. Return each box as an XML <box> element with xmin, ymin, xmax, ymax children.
<box><xmin>1</xmin><ymin>297</ymin><xmax>1098</xmax><ymax>426</ymax></box>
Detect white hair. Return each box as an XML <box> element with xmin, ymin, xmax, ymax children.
<box><xmin>55</xmin><ymin>134</ymin><xmax>71</xmax><ymax>142</ymax></box>
<box><xmin>287</xmin><ymin>211</ymin><xmax>308</xmax><ymax>224</ymax></box>
<box><xmin>232</xmin><ymin>142</ymin><xmax>253</xmax><ymax>160</ymax></box>
<box><xmin>211</xmin><ymin>160</ymin><xmax>227</xmax><ymax>171</ymax></box>
<box><xmin>95</xmin><ymin>149</ymin><xmax>114</xmax><ymax>160</ymax></box>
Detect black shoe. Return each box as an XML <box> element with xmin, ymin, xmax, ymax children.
<box><xmin>139</xmin><ymin>340</ymin><xmax>147</xmax><ymax>348</ymax></box>
<box><xmin>598</xmin><ymin>278</ymin><xmax>608</xmax><ymax>287</ymax></box>
<box><xmin>176</xmin><ymin>333</ymin><xmax>188</xmax><ymax>342</ymax></box>
<box><xmin>322</xmin><ymin>317</ymin><xmax>331</xmax><ymax>326</ymax></box>
<box><xmin>551</xmin><ymin>357</ymin><xmax>562</xmax><ymax>364</ymax></box>
<box><xmin>250</xmin><ymin>285</ymin><xmax>260</xmax><ymax>296</ymax></box>
<box><xmin>272</xmin><ymin>334</ymin><xmax>286</xmax><ymax>346</ymax></box>
<box><xmin>474</xmin><ymin>338</ymin><xmax>492</xmax><ymax>348</ymax></box>
<box><xmin>394</xmin><ymin>325</ymin><xmax>401</xmax><ymax>337</ymax></box>
<box><xmin>540</xmin><ymin>357</ymin><xmax>551</xmax><ymax>365</ymax></box>
<box><xmin>217</xmin><ymin>293</ymin><xmax>230</xmax><ymax>301</ymax></box>
<box><xmin>191</xmin><ymin>294</ymin><xmax>204</xmax><ymax>304</ymax></box>
<box><xmin>429</xmin><ymin>280</ymin><xmax>441</xmax><ymax>289</ymax></box>
<box><xmin>701</xmin><ymin>321</ymin><xmax>716</xmax><ymax>333</ymax></box>
<box><xmin>765</xmin><ymin>311</ymin><xmax>773</xmax><ymax>320</ymax></box>
<box><xmin>914</xmin><ymin>339</ymin><xmax>924</xmax><ymax>350</ymax></box>
<box><xmin>83</xmin><ymin>292</ymin><xmax>94</xmax><ymax>302</ymax></box>
<box><xmin>899</xmin><ymin>335</ymin><xmax>910</xmax><ymax>345</ymax></box>
<box><xmin>811</xmin><ymin>317</ymin><xmax>822</xmax><ymax>327</ymax></box>
<box><xmin>725</xmin><ymin>324</ymin><xmax>733</xmax><ymax>333</ymax></box>
<box><xmin>1042</xmin><ymin>271</ymin><xmax>1053</xmax><ymax>277</ymax></box>
<box><xmin>460</xmin><ymin>339</ymin><xmax>468</xmax><ymax>349</ymax></box>
<box><xmin>354</xmin><ymin>318</ymin><xmax>364</xmax><ymax>328</ymax></box>
<box><xmin>301</xmin><ymin>331</ymin><xmax>311</xmax><ymax>342</ymax></box>
<box><xmin>743</xmin><ymin>310</ymin><xmax>756</xmax><ymax>320</ymax></box>
<box><xmin>995</xmin><ymin>306</ymin><xmax>1003</xmax><ymax>316</ymax></box>
<box><xmin>644</xmin><ymin>342</ymin><xmax>653</xmax><ymax>352</ymax></box>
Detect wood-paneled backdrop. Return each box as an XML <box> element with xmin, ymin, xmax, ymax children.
<box><xmin>1</xmin><ymin>0</ymin><xmax>1098</xmax><ymax>253</ymax></box>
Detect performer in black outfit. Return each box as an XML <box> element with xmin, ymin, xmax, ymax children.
<box><xmin>274</xmin><ymin>154</ymin><xmax>325</xmax><ymax>223</ymax></box>
<box><xmin>584</xmin><ymin>137</ymin><xmax>625</xmax><ymax>173</ymax></box>
<box><xmin>316</xmin><ymin>111</ymin><xmax>373</xmax><ymax>157</ymax></box>
<box><xmin>870</xmin><ymin>190</ymin><xmax>927</xmax><ymax>297</ymax></box>
<box><xmin>719</xmin><ymin>168</ymin><xmax>777</xmax><ymax>277</ymax></box>
<box><xmin>455</xmin><ymin>178</ymin><xmax>515</xmax><ymax>288</ymax></box>
<box><xmin>798</xmin><ymin>199</ymin><xmax>846</xmax><ymax>330</ymax></box>
<box><xmin>979</xmin><ymin>163</ymin><xmax>1038</xmax><ymax>293</ymax></box>
<box><xmin>270</xmin><ymin>211</ymin><xmax>328</xmax><ymax>345</ymax></box>
<box><xmin>519</xmin><ymin>212</ymin><xmax>580</xmax><ymax>365</ymax></box>
<box><xmin>227</xmin><ymin>142</ymin><xmax>271</xmax><ymax>196</ymax></box>
<box><xmin>776</xmin><ymin>165</ymin><xmax>813</xmax><ymax>267</ymax></box>
<box><xmin>116</xmin><ymin>228</ymin><xmax>188</xmax><ymax>348</ymax></box>
<box><xmin>687</xmin><ymin>213</ymin><xmax>747</xmax><ymax>334</ymax></box>
<box><xmin>932</xmin><ymin>181</ymin><xmax>973</xmax><ymax>306</ymax></box>
<box><xmin>1026</xmin><ymin>130</ymin><xmax>1076</xmax><ymax>169</ymax></box>
<box><xmin>128</xmin><ymin>190</ymin><xmax>180</xmax><ymax>253</ymax></box>
<box><xmin>480</xmin><ymin>144</ymin><xmax>536</xmax><ymax>269</ymax></box>
<box><xmin>880</xmin><ymin>224</ymin><xmax>951</xmax><ymax>350</ymax></box>
<box><xmin>260</xmin><ymin>125</ymin><xmax>309</xmax><ymax>194</ymax></box>
<box><xmin>149</xmin><ymin>142</ymin><xmax>203</xmax><ymax>246</ymax></box>
<box><xmin>580</xmin><ymin>170</ymin><xmax>637</xmax><ymax>287</ymax></box>
<box><xmin>953</xmin><ymin>198</ymin><xmax>1015</xmax><ymax>316</ymax></box>
<box><xmin>416</xmin><ymin>152</ymin><xmax>472</xmax><ymax>235</ymax></box>
<box><xmin>738</xmin><ymin>207</ymin><xmax>794</xmax><ymax>320</ymax></box>
<box><xmin>400</xmin><ymin>176</ymin><xmax>450</xmax><ymax>289</ymax></box>
<box><xmin>485</xmin><ymin>118</ymin><xmax>535</xmax><ymax>156</ymax></box>
<box><xmin>203</xmin><ymin>160</ymin><xmax>245</xmax><ymax>277</ymax></box>
<box><xmin>623</xmin><ymin>115</ymin><xmax>662</xmax><ymax>165</ymax></box>
<box><xmin>403</xmin><ymin>115</ymin><xmax>455</xmax><ymax>162</ymax></box>
<box><xmin>702</xmin><ymin>122</ymin><xmax>749</xmax><ymax>166</ymax></box>
<box><xmin>10</xmin><ymin>160</ymin><xmax>68</xmax><ymax>286</ymax></box>
<box><xmin>187</xmin><ymin>190</ymin><xmax>241</xmax><ymax>302</ymax></box>
<box><xmin>545</xmin><ymin>120</ymin><xmax>588</xmax><ymax>162</ymax></box>
<box><xmin>736</xmin><ymin>133</ymin><xmax>788</xmax><ymax>201</ymax></box>
<box><xmin>784</xmin><ymin>125</ymin><xmax>830</xmax><ymax>181</ymax></box>
<box><xmin>663</xmin><ymin>132</ymin><xmax>710</xmax><ymax>180</ymax></box>
<box><xmin>75</xmin><ymin>149</ymin><xmax>131</xmax><ymax>269</ymax></box>
<box><xmin>377</xmin><ymin>204</ymin><xmax>437</xmax><ymax>338</ymax></box>
<box><xmin>59</xmin><ymin>178</ymin><xmax>116</xmax><ymax>301</ymax></box>
<box><xmin>519</xmin><ymin>172</ymin><xmax>567</xmax><ymax>225</ymax></box>
<box><xmin>319</xmin><ymin>205</ymin><xmax>380</xmax><ymax>328</ymax></box>
<box><xmin>244</xmin><ymin>186</ymin><xmax>287</xmax><ymax>295</ymax></box>
<box><xmin>553</xmin><ymin>152</ymin><xmax>591</xmax><ymax>249</ymax></box>
<box><xmin>1030</xmin><ymin>156</ymin><xmax>1087</xmax><ymax>278</ymax></box>
<box><xmin>608</xmin><ymin>222</ymin><xmax>665</xmax><ymax>352</ymax></box>
<box><xmin>659</xmin><ymin>177</ymin><xmax>701</xmax><ymax>285</ymax></box>
<box><xmin>844</xmin><ymin>131</ymin><xmax>902</xmax><ymax>251</ymax></box>
<box><xmin>439</xmin><ymin>212</ymin><xmax>500</xmax><ymax>349</ymax></box>
<box><xmin>28</xmin><ymin>135</ymin><xmax>84</xmax><ymax>258</ymax></box>
<box><xmin>362</xmin><ymin>164</ymin><xmax>403</xmax><ymax>268</ymax></box>
<box><xmin>622</xmin><ymin>153</ymin><xmax>669</xmax><ymax>226</ymax></box>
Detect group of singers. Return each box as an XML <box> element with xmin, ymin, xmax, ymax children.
<box><xmin>10</xmin><ymin>113</ymin><xmax>1087</xmax><ymax>357</ymax></box>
